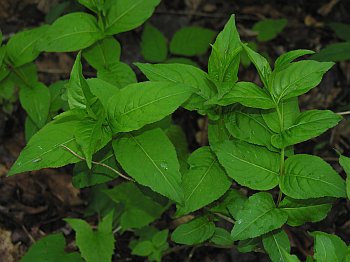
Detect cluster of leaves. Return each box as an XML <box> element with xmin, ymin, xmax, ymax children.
<box><xmin>140</xmin><ymin>22</ymin><xmax>216</xmax><ymax>66</ymax></box>
<box><xmin>3</xmin><ymin>1</ymin><xmax>350</xmax><ymax>261</ymax></box>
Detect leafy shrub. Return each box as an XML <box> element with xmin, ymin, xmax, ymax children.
<box><xmin>2</xmin><ymin>1</ymin><xmax>350</xmax><ymax>261</ymax></box>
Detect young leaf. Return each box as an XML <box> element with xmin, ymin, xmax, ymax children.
<box><xmin>105</xmin><ymin>0</ymin><xmax>160</xmax><ymax>35</ymax></box>
<box><xmin>21</xmin><ymin>233</ymin><xmax>83</xmax><ymax>262</ymax></box>
<box><xmin>67</xmin><ymin>52</ymin><xmax>95</xmax><ymax>110</ymax></box>
<box><xmin>97</xmin><ymin>62</ymin><xmax>137</xmax><ymax>89</ymax></box>
<box><xmin>274</xmin><ymin>49</ymin><xmax>315</xmax><ymax>70</ymax></box>
<box><xmin>210</xmin><ymin>228</ymin><xmax>234</xmax><ymax>246</ymax></box>
<box><xmin>113</xmin><ymin>128</ymin><xmax>184</xmax><ymax>203</ymax></box>
<box><xmin>271</xmin><ymin>110</ymin><xmax>342</xmax><ymax>148</ymax></box>
<box><xmin>74</xmin><ymin>117</ymin><xmax>112</xmax><ymax>168</ymax></box>
<box><xmin>136</xmin><ymin>63</ymin><xmax>215</xmax><ymax>112</ymax></box>
<box><xmin>171</xmin><ymin>217</ymin><xmax>215</xmax><ymax>245</ymax></box>
<box><xmin>262</xmin><ymin>229</ymin><xmax>291</xmax><ymax>262</ymax></box>
<box><xmin>281</xmin><ymin>154</ymin><xmax>346</xmax><ymax>199</ymax></box>
<box><xmin>36</xmin><ymin>12</ymin><xmax>103</xmax><ymax>52</ymax></box>
<box><xmin>339</xmin><ymin>155</ymin><xmax>350</xmax><ymax>199</ymax></box>
<box><xmin>104</xmin><ymin>182</ymin><xmax>165</xmax><ymax>229</ymax></box>
<box><xmin>176</xmin><ymin>147</ymin><xmax>231</xmax><ymax>216</ymax></box>
<box><xmin>8</xmin><ymin>111</ymin><xmax>85</xmax><ymax>176</ymax></box>
<box><xmin>311</xmin><ymin>42</ymin><xmax>350</xmax><ymax>62</ymax></box>
<box><xmin>217</xmin><ymin>82</ymin><xmax>275</xmax><ymax>109</ymax></box>
<box><xmin>83</xmin><ymin>37</ymin><xmax>121</xmax><ymax>70</ymax></box>
<box><xmin>212</xmin><ymin>140</ymin><xmax>280</xmax><ymax>190</ymax></box>
<box><xmin>311</xmin><ymin>231</ymin><xmax>347</xmax><ymax>262</ymax></box>
<box><xmin>262</xmin><ymin>97</ymin><xmax>300</xmax><ymax>133</ymax></box>
<box><xmin>77</xmin><ymin>0</ymin><xmax>103</xmax><ymax>13</ymax></box>
<box><xmin>86</xmin><ymin>78</ymin><xmax>120</xmax><ymax>110</ymax></box>
<box><xmin>65</xmin><ymin>211</ymin><xmax>115</xmax><ymax>262</ymax></box>
<box><xmin>132</xmin><ymin>241</ymin><xmax>153</xmax><ymax>257</ymax></box>
<box><xmin>231</xmin><ymin>192</ymin><xmax>287</xmax><ymax>241</ymax></box>
<box><xmin>225</xmin><ymin>108</ymin><xmax>276</xmax><ymax>150</ymax></box>
<box><xmin>252</xmin><ymin>19</ymin><xmax>287</xmax><ymax>42</ymax></box>
<box><xmin>107</xmin><ymin>81</ymin><xmax>191</xmax><ymax>133</ymax></box>
<box><xmin>170</xmin><ymin>26</ymin><xmax>216</xmax><ymax>56</ymax></box>
<box><xmin>6</xmin><ymin>25</ymin><xmax>48</xmax><ymax>67</ymax></box>
<box><xmin>279</xmin><ymin>197</ymin><xmax>333</xmax><ymax>226</ymax></box>
<box><xmin>19</xmin><ymin>82</ymin><xmax>50</xmax><ymax>128</ymax></box>
<box><xmin>141</xmin><ymin>23</ymin><xmax>168</xmax><ymax>62</ymax></box>
<box><xmin>49</xmin><ymin>80</ymin><xmax>68</xmax><ymax>113</ymax></box>
<box><xmin>241</xmin><ymin>44</ymin><xmax>272</xmax><ymax>87</ymax></box>
<box><xmin>209</xmin><ymin>189</ymin><xmax>247</xmax><ymax>220</ymax></box>
<box><xmin>208</xmin><ymin>15</ymin><xmax>241</xmax><ymax>84</ymax></box>
<box><xmin>270</xmin><ymin>60</ymin><xmax>334</xmax><ymax>102</ymax></box>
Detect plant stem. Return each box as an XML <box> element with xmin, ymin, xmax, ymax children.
<box><xmin>213</xmin><ymin>212</ymin><xmax>235</xmax><ymax>224</ymax></box>
<box><xmin>276</xmin><ymin>105</ymin><xmax>285</xmax><ymax>206</ymax></box>
<box><xmin>60</xmin><ymin>145</ymin><xmax>134</xmax><ymax>182</ymax></box>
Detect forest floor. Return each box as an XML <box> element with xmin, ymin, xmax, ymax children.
<box><xmin>0</xmin><ymin>0</ymin><xmax>350</xmax><ymax>261</ymax></box>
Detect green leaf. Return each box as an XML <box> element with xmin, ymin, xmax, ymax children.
<box><xmin>105</xmin><ymin>0</ymin><xmax>160</xmax><ymax>35</ymax></box>
<box><xmin>65</xmin><ymin>211</ymin><xmax>115</xmax><ymax>262</ymax></box>
<box><xmin>165</xmin><ymin>124</ymin><xmax>189</xmax><ymax>174</ymax></box>
<box><xmin>177</xmin><ymin>147</ymin><xmax>231</xmax><ymax>216</ymax></box>
<box><xmin>262</xmin><ymin>97</ymin><xmax>300</xmax><ymax>133</ymax></box>
<box><xmin>77</xmin><ymin>0</ymin><xmax>104</xmax><ymax>13</ymax></box>
<box><xmin>236</xmin><ymin>238</ymin><xmax>260</xmax><ymax>253</ymax></box>
<box><xmin>208</xmin><ymin>15</ymin><xmax>241</xmax><ymax>84</ymax></box>
<box><xmin>83</xmin><ymin>37</ymin><xmax>121</xmax><ymax>70</ymax></box>
<box><xmin>280</xmin><ymin>249</ymin><xmax>301</xmax><ymax>262</ymax></box>
<box><xmin>339</xmin><ymin>155</ymin><xmax>350</xmax><ymax>199</ymax></box>
<box><xmin>21</xmin><ymin>233</ymin><xmax>83</xmax><ymax>262</ymax></box>
<box><xmin>8</xmin><ymin>111</ymin><xmax>84</xmax><ymax>176</ymax></box>
<box><xmin>212</xmin><ymin>140</ymin><xmax>280</xmax><ymax>190</ymax></box>
<box><xmin>25</xmin><ymin>117</ymin><xmax>39</xmax><ymax>142</ymax></box>
<box><xmin>107</xmin><ymin>81</ymin><xmax>191</xmax><ymax>133</ymax></box>
<box><xmin>279</xmin><ymin>197</ymin><xmax>333</xmax><ymax>226</ymax></box>
<box><xmin>74</xmin><ymin>117</ymin><xmax>111</xmax><ymax>168</ymax></box>
<box><xmin>6</xmin><ymin>25</ymin><xmax>48</xmax><ymax>67</ymax></box>
<box><xmin>231</xmin><ymin>192</ymin><xmax>287</xmax><ymax>240</ymax></box>
<box><xmin>311</xmin><ymin>42</ymin><xmax>350</xmax><ymax>62</ymax></box>
<box><xmin>217</xmin><ymin>82</ymin><xmax>275</xmax><ymax>109</ymax></box>
<box><xmin>274</xmin><ymin>49</ymin><xmax>315</xmax><ymax>70</ymax></box>
<box><xmin>37</xmin><ymin>12</ymin><xmax>103</xmax><ymax>52</ymax></box>
<box><xmin>270</xmin><ymin>60</ymin><xmax>334</xmax><ymax>102</ymax></box>
<box><xmin>141</xmin><ymin>23</ymin><xmax>168</xmax><ymax>62</ymax></box>
<box><xmin>19</xmin><ymin>82</ymin><xmax>50</xmax><ymax>128</ymax></box>
<box><xmin>252</xmin><ymin>19</ymin><xmax>287</xmax><ymax>42</ymax></box>
<box><xmin>97</xmin><ymin>62</ymin><xmax>137</xmax><ymax>89</ymax></box>
<box><xmin>132</xmin><ymin>241</ymin><xmax>154</xmax><ymax>256</ymax></box>
<box><xmin>242</xmin><ymin>44</ymin><xmax>272</xmax><ymax>87</ymax></box>
<box><xmin>170</xmin><ymin>26</ymin><xmax>216</xmax><ymax>56</ymax></box>
<box><xmin>49</xmin><ymin>80</ymin><xmax>68</xmax><ymax>113</ymax></box>
<box><xmin>262</xmin><ymin>229</ymin><xmax>291</xmax><ymax>262</ymax></box>
<box><xmin>11</xmin><ymin>63</ymin><xmax>38</xmax><ymax>88</ymax></box>
<box><xmin>328</xmin><ymin>22</ymin><xmax>350</xmax><ymax>41</ymax></box>
<box><xmin>209</xmin><ymin>189</ymin><xmax>247</xmax><ymax>220</ymax></box>
<box><xmin>86</xmin><ymin>78</ymin><xmax>120</xmax><ymax>110</ymax></box>
<box><xmin>136</xmin><ymin>62</ymin><xmax>215</xmax><ymax>112</ymax></box>
<box><xmin>271</xmin><ymin>110</ymin><xmax>342</xmax><ymax>148</ymax></box>
<box><xmin>72</xmin><ymin>148</ymin><xmax>119</xmax><ymax>188</ymax></box>
<box><xmin>281</xmin><ymin>154</ymin><xmax>346</xmax><ymax>199</ymax></box>
<box><xmin>104</xmin><ymin>182</ymin><xmax>165</xmax><ymax>229</ymax></box>
<box><xmin>67</xmin><ymin>52</ymin><xmax>95</xmax><ymax>110</ymax></box>
<box><xmin>208</xmin><ymin>118</ymin><xmax>232</xmax><ymax>145</ymax></box>
<box><xmin>113</xmin><ymin>128</ymin><xmax>184</xmax><ymax>203</ymax></box>
<box><xmin>311</xmin><ymin>231</ymin><xmax>347</xmax><ymax>262</ymax></box>
<box><xmin>210</xmin><ymin>228</ymin><xmax>234</xmax><ymax>246</ymax></box>
<box><xmin>225</xmin><ymin>109</ymin><xmax>276</xmax><ymax>150</ymax></box>
<box><xmin>165</xmin><ymin>57</ymin><xmax>199</xmax><ymax>67</ymax></box>
<box><xmin>171</xmin><ymin>217</ymin><xmax>215</xmax><ymax>245</ymax></box>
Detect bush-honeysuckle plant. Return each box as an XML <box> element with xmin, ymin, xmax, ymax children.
<box><xmin>5</xmin><ymin>5</ymin><xmax>350</xmax><ymax>262</ymax></box>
